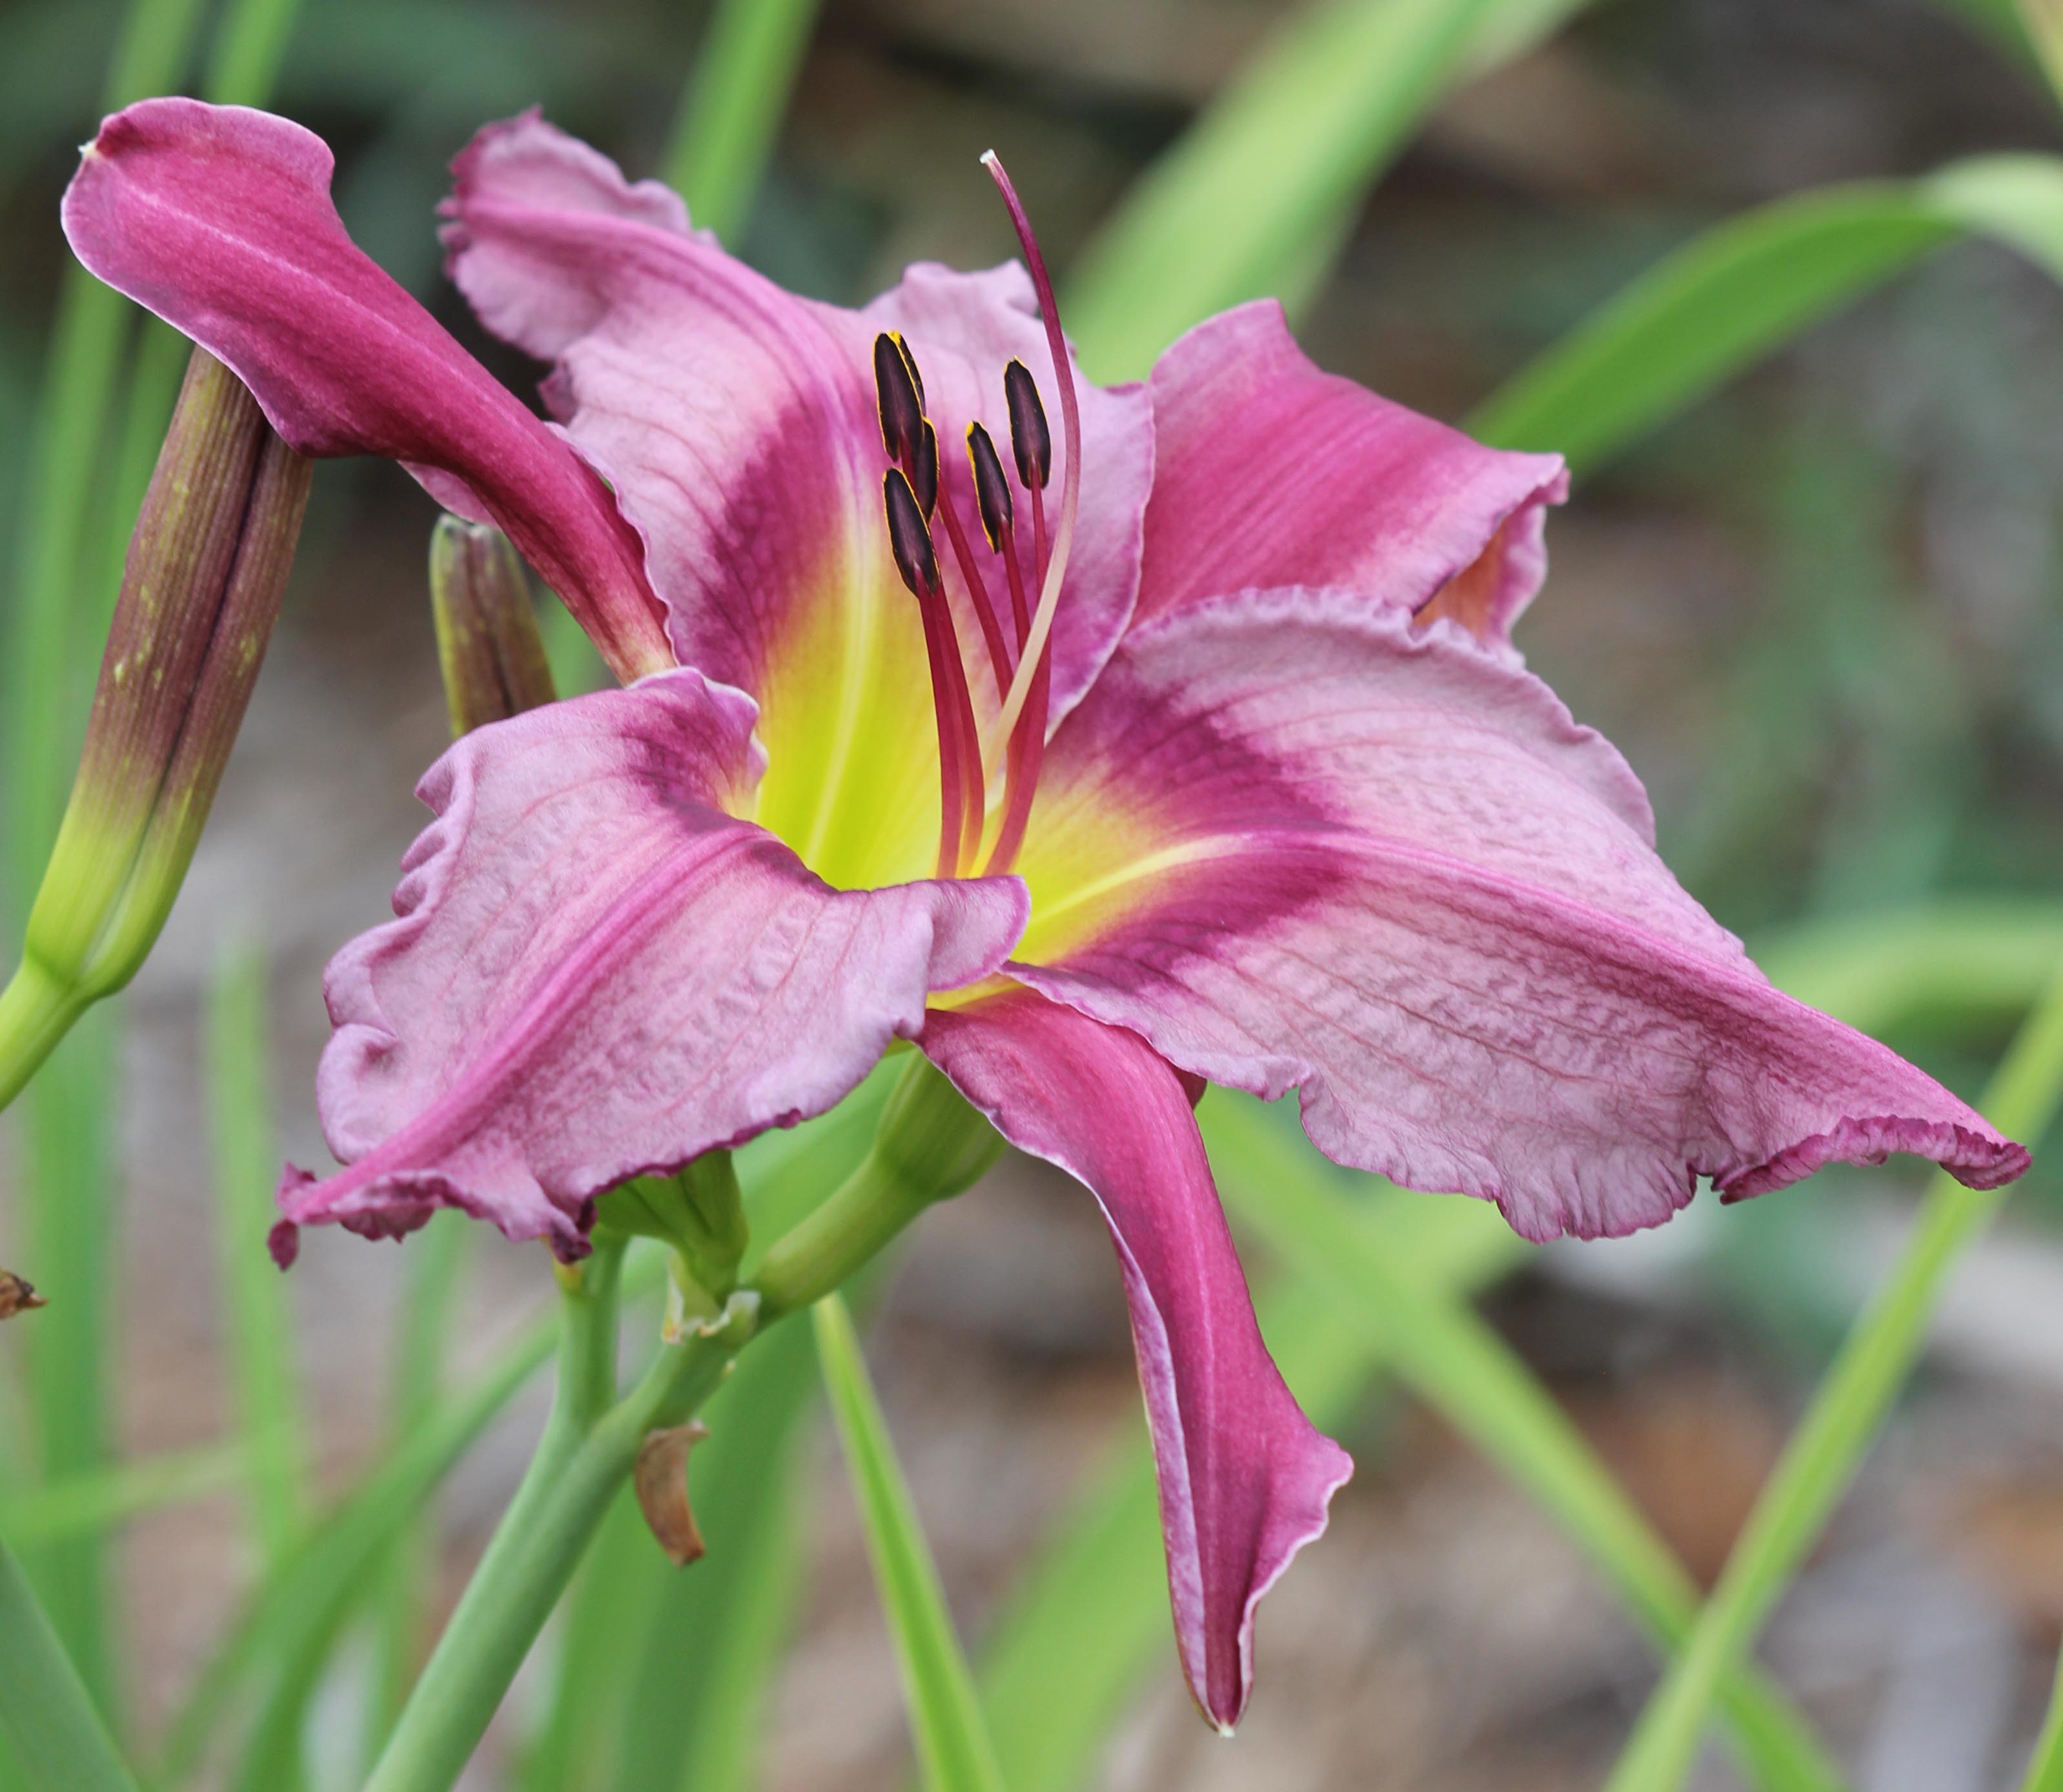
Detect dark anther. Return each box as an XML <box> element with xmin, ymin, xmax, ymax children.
<box><xmin>883</xmin><ymin>468</ymin><xmax>939</xmax><ymax>596</ymax></box>
<box><xmin>966</xmin><ymin>422</ymin><xmax>1014</xmax><ymax>550</ymax></box>
<box><xmin>892</xmin><ymin>330</ymin><xmax>926</xmax><ymax>411</ymax></box>
<box><xmin>874</xmin><ymin>332</ymin><xmax>924</xmax><ymax>463</ymax></box>
<box><xmin>1004</xmin><ymin>359</ymin><xmax>1051</xmax><ymax>490</ymax></box>
<box><xmin>911</xmin><ymin>419</ymin><xmax>940</xmax><ymax>518</ymax></box>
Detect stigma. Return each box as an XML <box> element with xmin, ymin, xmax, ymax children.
<box><xmin>870</xmin><ymin>151</ymin><xmax>1079</xmax><ymax>884</ymax></box>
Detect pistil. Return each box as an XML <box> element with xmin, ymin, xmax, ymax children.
<box><xmin>982</xmin><ymin>152</ymin><xmax>1081</xmax><ymax>769</ymax></box>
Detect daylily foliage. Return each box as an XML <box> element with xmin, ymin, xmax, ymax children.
<box><xmin>58</xmin><ymin>97</ymin><xmax>2029</xmax><ymax>1731</ymax></box>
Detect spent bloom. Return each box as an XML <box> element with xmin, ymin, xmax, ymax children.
<box><xmin>62</xmin><ymin>98</ymin><xmax>2028</xmax><ymax>1729</ymax></box>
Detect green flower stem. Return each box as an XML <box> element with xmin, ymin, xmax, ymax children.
<box><xmin>0</xmin><ymin>1532</ymin><xmax>139</xmax><ymax>1792</ymax></box>
<box><xmin>360</xmin><ymin>1246</ymin><xmax>753</xmax><ymax>1792</ymax></box>
<box><xmin>361</xmin><ymin>1061</ymin><xmax>995</xmax><ymax>1791</ymax></box>
<box><xmin>750</xmin><ymin>1054</ymin><xmax>1001</xmax><ymax>1323</ymax></box>
<box><xmin>0</xmin><ymin>964</ymin><xmax>85</xmax><ymax>1115</ymax></box>
<box><xmin>1607</xmin><ymin>955</ymin><xmax>2063</xmax><ymax>1792</ymax></box>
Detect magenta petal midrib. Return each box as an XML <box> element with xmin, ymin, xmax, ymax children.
<box><xmin>354</xmin><ymin>828</ymin><xmax>762</xmax><ymax>1181</ymax></box>
<box><xmin>1024</xmin><ymin>828</ymin><xmax>1762</xmax><ymax>1074</ymax></box>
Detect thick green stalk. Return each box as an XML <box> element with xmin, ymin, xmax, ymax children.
<box><xmin>1607</xmin><ymin>957</ymin><xmax>2063</xmax><ymax>1792</ymax></box>
<box><xmin>361</xmin><ymin>1258</ymin><xmax>750</xmax><ymax>1792</ymax></box>
<box><xmin>0</xmin><ymin>1532</ymin><xmax>139</xmax><ymax>1792</ymax></box>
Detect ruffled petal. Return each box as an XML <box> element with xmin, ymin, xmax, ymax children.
<box><xmin>1137</xmin><ymin>302</ymin><xmax>1566</xmax><ymax>648</ymax></box>
<box><xmin>442</xmin><ymin>113</ymin><xmax>1152</xmax><ymax>884</ymax></box>
<box><xmin>1006</xmin><ymin>589</ymin><xmax>2027</xmax><ymax>1243</ymax></box>
<box><xmin>919</xmin><ymin>987</ymin><xmax>1351</xmax><ymax>1731</ymax></box>
<box><xmin>60</xmin><ymin>99</ymin><xmax>670</xmax><ymax>682</ymax></box>
<box><xmin>277</xmin><ymin>670</ymin><xmax>1027</xmax><ymax>1257</ymax></box>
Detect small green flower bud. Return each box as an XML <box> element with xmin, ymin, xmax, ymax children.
<box><xmin>428</xmin><ymin>515</ymin><xmax>556</xmax><ymax>738</ymax></box>
<box><xmin>596</xmin><ymin>1150</ymin><xmax>750</xmax><ymax>1321</ymax></box>
<box><xmin>747</xmin><ymin>1055</ymin><xmax>1002</xmax><ymax>1320</ymax></box>
<box><xmin>0</xmin><ymin>347</ymin><xmax>310</xmax><ymax>1112</ymax></box>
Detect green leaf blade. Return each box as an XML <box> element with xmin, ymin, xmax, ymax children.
<box><xmin>814</xmin><ymin>1294</ymin><xmax>1004</xmax><ymax>1792</ymax></box>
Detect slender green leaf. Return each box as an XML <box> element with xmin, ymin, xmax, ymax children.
<box><xmin>815</xmin><ymin>1293</ymin><xmax>1003</xmax><ymax>1792</ymax></box>
<box><xmin>153</xmin><ymin>1256</ymin><xmax>657</xmax><ymax>1789</ymax></box>
<box><xmin>977</xmin><ymin>1192</ymin><xmax>1521</xmax><ymax>1792</ymax></box>
<box><xmin>1205</xmin><ymin>1099</ymin><xmax>1846</xmax><ymax>1792</ymax></box>
<box><xmin>2020</xmin><ymin>1633</ymin><xmax>2063</xmax><ymax>1791</ymax></box>
<box><xmin>0</xmin><ymin>1448</ymin><xmax>246</xmax><ymax>1547</ymax></box>
<box><xmin>1749</xmin><ymin>901</ymin><xmax>2063</xmax><ymax>1037</ymax></box>
<box><xmin>613</xmin><ymin>1316</ymin><xmax>820</xmax><ymax>1792</ymax></box>
<box><xmin>203</xmin><ymin>0</ymin><xmax>303</xmax><ymax>107</ymax></box>
<box><xmin>662</xmin><ymin>0</ymin><xmax>821</xmax><ymax>241</ymax></box>
<box><xmin>1066</xmin><ymin>0</ymin><xmax>1499</xmax><ymax>381</ymax></box>
<box><xmin>1607</xmin><ymin>955</ymin><xmax>2063</xmax><ymax>1792</ymax></box>
<box><xmin>205</xmin><ymin>950</ymin><xmax>305</xmax><ymax>1565</ymax></box>
<box><xmin>0</xmin><ymin>1533</ymin><xmax>139</xmax><ymax>1792</ymax></box>
<box><xmin>1063</xmin><ymin>0</ymin><xmax>1609</xmax><ymax>381</ymax></box>
<box><xmin>1470</xmin><ymin>156</ymin><xmax>2063</xmax><ymax>476</ymax></box>
<box><xmin>361</xmin><ymin>1212</ymin><xmax>469</xmax><ymax>1771</ymax></box>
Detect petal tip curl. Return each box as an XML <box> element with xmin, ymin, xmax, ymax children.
<box><xmin>1718</xmin><ymin>1116</ymin><xmax>2030</xmax><ymax>1205</ymax></box>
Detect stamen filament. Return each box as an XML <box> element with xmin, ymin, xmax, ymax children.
<box><xmin>982</xmin><ymin>150</ymin><xmax>1082</xmax><ymax>770</ymax></box>
<box><xmin>931</xmin><ymin>489</ymin><xmax>1015</xmax><ymax>700</ymax></box>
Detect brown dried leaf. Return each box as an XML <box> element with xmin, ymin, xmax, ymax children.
<box><xmin>635</xmin><ymin>1420</ymin><xmax>710</xmax><ymax>1566</ymax></box>
<box><xmin>0</xmin><ymin>1271</ymin><xmax>47</xmax><ymax>1320</ymax></box>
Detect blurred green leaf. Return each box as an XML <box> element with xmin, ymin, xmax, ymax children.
<box><xmin>663</xmin><ymin>0</ymin><xmax>821</xmax><ymax>241</ymax></box>
<box><xmin>1753</xmin><ymin>901</ymin><xmax>2063</xmax><ymax>1035</ymax></box>
<box><xmin>1608</xmin><ymin>956</ymin><xmax>2063</xmax><ymax>1792</ymax></box>
<box><xmin>206</xmin><ymin>950</ymin><xmax>306</xmax><ymax>1569</ymax></box>
<box><xmin>815</xmin><ymin>1292</ymin><xmax>1003</xmax><ymax>1792</ymax></box>
<box><xmin>612</xmin><ymin>1316</ymin><xmax>819</xmax><ymax>1792</ymax></box>
<box><xmin>361</xmin><ymin>1212</ymin><xmax>469</xmax><ymax>1771</ymax></box>
<box><xmin>1205</xmin><ymin>1100</ymin><xmax>1847</xmax><ymax>1792</ymax></box>
<box><xmin>0</xmin><ymin>1447</ymin><xmax>245</xmax><ymax>1546</ymax></box>
<box><xmin>154</xmin><ymin>1255</ymin><xmax>658</xmax><ymax>1789</ymax></box>
<box><xmin>0</xmin><ymin>1534</ymin><xmax>139</xmax><ymax>1792</ymax></box>
<box><xmin>1472</xmin><ymin>156</ymin><xmax>2063</xmax><ymax>476</ymax></box>
<box><xmin>1064</xmin><ymin>0</ymin><xmax>1600</xmax><ymax>381</ymax></box>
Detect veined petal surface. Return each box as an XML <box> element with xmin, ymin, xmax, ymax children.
<box><xmin>920</xmin><ymin>988</ymin><xmax>1351</xmax><ymax>1731</ymax></box>
<box><xmin>1007</xmin><ymin>590</ymin><xmax>2027</xmax><ymax>1242</ymax></box>
<box><xmin>442</xmin><ymin>113</ymin><xmax>1152</xmax><ymax>884</ymax></box>
<box><xmin>60</xmin><ymin>99</ymin><xmax>669</xmax><ymax>680</ymax></box>
<box><xmin>1137</xmin><ymin>303</ymin><xmax>1566</xmax><ymax>649</ymax></box>
<box><xmin>278</xmin><ymin>671</ymin><xmax>1026</xmax><ymax>1257</ymax></box>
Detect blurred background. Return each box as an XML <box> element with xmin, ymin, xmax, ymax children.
<box><xmin>6</xmin><ymin>0</ymin><xmax>2063</xmax><ymax>1787</ymax></box>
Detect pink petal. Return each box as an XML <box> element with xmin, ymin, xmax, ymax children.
<box><xmin>920</xmin><ymin>987</ymin><xmax>1351</xmax><ymax>1730</ymax></box>
<box><xmin>60</xmin><ymin>99</ymin><xmax>671</xmax><ymax>682</ymax></box>
<box><xmin>278</xmin><ymin>670</ymin><xmax>1027</xmax><ymax>1257</ymax></box>
<box><xmin>1008</xmin><ymin>590</ymin><xmax>2027</xmax><ymax>1243</ymax></box>
<box><xmin>1137</xmin><ymin>302</ymin><xmax>1567</xmax><ymax>647</ymax></box>
<box><xmin>442</xmin><ymin>112</ymin><xmax>1153</xmax><ymax>724</ymax></box>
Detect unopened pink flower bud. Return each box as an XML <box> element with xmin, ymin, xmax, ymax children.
<box><xmin>0</xmin><ymin>347</ymin><xmax>310</xmax><ymax>1110</ymax></box>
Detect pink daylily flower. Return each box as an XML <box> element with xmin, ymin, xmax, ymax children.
<box><xmin>63</xmin><ymin>98</ymin><xmax>2028</xmax><ymax>1731</ymax></box>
